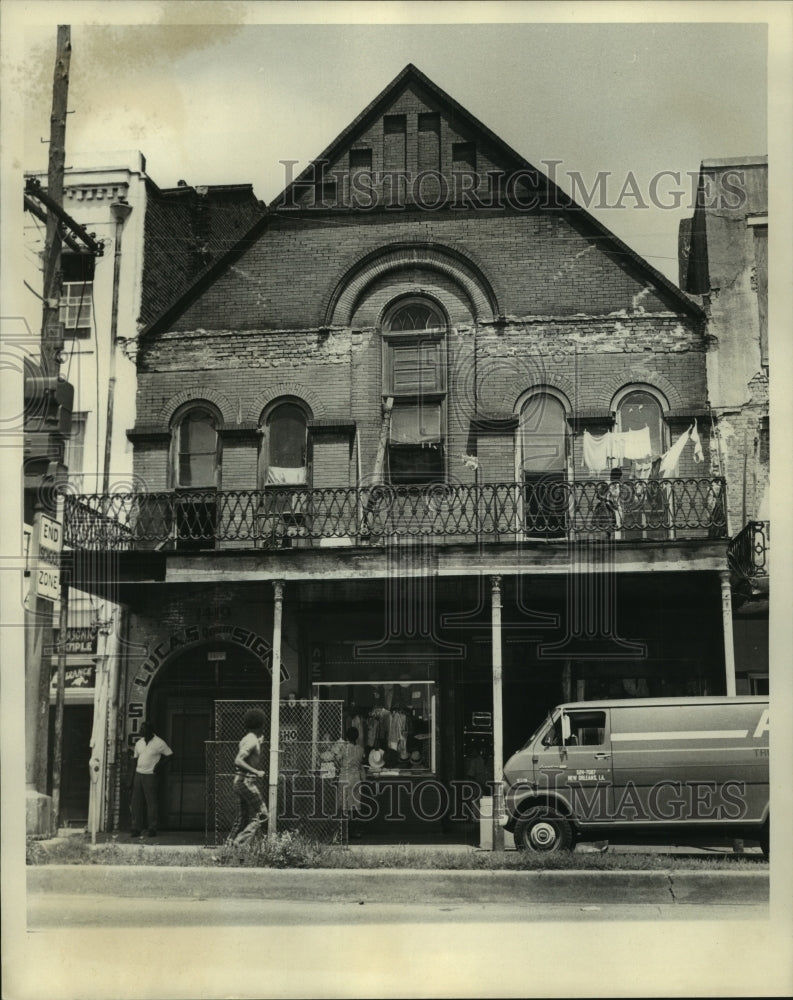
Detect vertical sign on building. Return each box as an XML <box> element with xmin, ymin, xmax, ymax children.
<box><xmin>34</xmin><ymin>512</ymin><xmax>62</xmax><ymax>601</ymax></box>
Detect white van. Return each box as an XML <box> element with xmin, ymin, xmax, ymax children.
<box><xmin>502</xmin><ymin>696</ymin><xmax>769</xmax><ymax>854</ymax></box>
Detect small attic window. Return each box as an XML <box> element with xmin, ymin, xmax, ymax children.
<box><xmin>350</xmin><ymin>148</ymin><xmax>372</xmax><ymax>172</ymax></box>
<box><xmin>452</xmin><ymin>142</ymin><xmax>476</xmax><ymax>173</ymax></box>
<box><xmin>418</xmin><ymin>113</ymin><xmax>440</xmax><ymax>172</ymax></box>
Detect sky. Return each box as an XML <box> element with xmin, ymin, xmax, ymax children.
<box><xmin>5</xmin><ymin>2</ymin><xmax>774</xmax><ymax>285</ymax></box>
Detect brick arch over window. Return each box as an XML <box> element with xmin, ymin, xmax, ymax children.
<box><xmin>247</xmin><ymin>383</ymin><xmax>324</xmax><ymax>424</ymax></box>
<box><xmin>159</xmin><ymin>388</ymin><xmax>235</xmax><ymax>427</ymax></box>
<box><xmin>323</xmin><ymin>242</ymin><xmax>502</xmax><ymax>327</ymax></box>
<box><xmin>601</xmin><ymin>369</ymin><xmax>683</xmax><ymax>412</ymax></box>
<box><xmin>513</xmin><ymin>375</ymin><xmax>577</xmax><ymax>413</ymax></box>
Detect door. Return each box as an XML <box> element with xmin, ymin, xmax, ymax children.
<box><xmin>533</xmin><ymin>708</ymin><xmax>614</xmax><ymax>825</ymax></box>
<box><xmin>163</xmin><ymin>701</ymin><xmax>212</xmax><ymax>830</ymax></box>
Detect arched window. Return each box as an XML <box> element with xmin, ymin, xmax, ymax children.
<box><xmin>173</xmin><ymin>406</ymin><xmax>220</xmax><ymax>488</ymax></box>
<box><xmin>170</xmin><ymin>404</ymin><xmax>221</xmax><ymax>550</ymax></box>
<box><xmin>615</xmin><ymin>388</ymin><xmax>668</xmax><ymax>471</ymax></box>
<box><xmin>518</xmin><ymin>391</ymin><xmax>569</xmax><ymax>538</ymax></box>
<box><xmin>261</xmin><ymin>400</ymin><xmax>309</xmax><ymax>487</ymax></box>
<box><xmin>382</xmin><ymin>297</ymin><xmax>447</xmax><ymax>486</ymax></box>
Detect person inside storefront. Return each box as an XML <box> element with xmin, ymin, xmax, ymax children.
<box><xmin>227</xmin><ymin>708</ymin><xmax>268</xmax><ymax>847</ymax></box>
<box><xmin>130</xmin><ymin>722</ymin><xmax>173</xmax><ymax>838</ymax></box>
<box><xmin>335</xmin><ymin>726</ymin><xmax>365</xmax><ymax>839</ymax></box>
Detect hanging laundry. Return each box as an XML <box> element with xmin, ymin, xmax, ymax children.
<box><xmin>582</xmin><ymin>430</ymin><xmax>614</xmax><ymax>473</ymax></box>
<box><xmin>659</xmin><ymin>424</ymin><xmax>693</xmax><ymax>477</ymax></box>
<box><xmin>632</xmin><ymin>458</ymin><xmax>653</xmax><ymax>480</ymax></box>
<box><xmin>690</xmin><ymin>418</ymin><xmax>703</xmax><ymax>463</ymax></box>
<box><xmin>620</xmin><ymin>426</ymin><xmax>653</xmax><ymax>461</ymax></box>
<box><xmin>266</xmin><ymin>466</ymin><xmax>307</xmax><ymax>486</ymax></box>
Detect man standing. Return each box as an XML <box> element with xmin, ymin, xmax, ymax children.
<box><xmin>130</xmin><ymin>722</ymin><xmax>173</xmax><ymax>838</ymax></box>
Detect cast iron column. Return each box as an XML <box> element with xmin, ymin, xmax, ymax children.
<box><xmin>720</xmin><ymin>570</ymin><xmax>737</xmax><ymax>696</ymax></box>
<box><xmin>267</xmin><ymin>580</ymin><xmax>285</xmax><ymax>838</ymax></box>
<box><xmin>491</xmin><ymin>575</ymin><xmax>505</xmax><ymax>850</ymax></box>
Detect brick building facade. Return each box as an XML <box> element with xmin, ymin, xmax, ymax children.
<box><xmin>680</xmin><ymin>157</ymin><xmax>769</xmax><ymax>696</ymax></box>
<box><xmin>67</xmin><ymin>66</ymin><xmax>735</xmax><ymax>840</ymax></box>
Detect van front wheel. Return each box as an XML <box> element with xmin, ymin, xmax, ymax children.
<box><xmin>514</xmin><ymin>807</ymin><xmax>573</xmax><ymax>853</ymax></box>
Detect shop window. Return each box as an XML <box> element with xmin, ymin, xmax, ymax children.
<box><xmin>171</xmin><ymin>405</ymin><xmax>220</xmax><ymax>550</ymax></box>
<box><xmin>313</xmin><ymin>680</ymin><xmax>437</xmax><ymax>774</ymax></box>
<box><xmin>59</xmin><ymin>253</ymin><xmax>95</xmax><ymax>339</ymax></box>
<box><xmin>383</xmin><ymin>299</ymin><xmax>446</xmax><ymax>487</ymax></box>
<box><xmin>519</xmin><ymin>391</ymin><xmax>569</xmax><ymax>538</ymax></box>
<box><xmin>749</xmin><ymin>674</ymin><xmax>769</xmax><ymax>696</ymax></box>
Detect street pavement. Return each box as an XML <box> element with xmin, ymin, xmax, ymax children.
<box><xmin>28</xmin><ymin>864</ymin><xmax>769</xmax><ymax>928</ymax></box>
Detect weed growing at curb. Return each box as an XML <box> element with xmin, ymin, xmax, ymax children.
<box><xmin>26</xmin><ymin>835</ymin><xmax>767</xmax><ymax>871</ymax></box>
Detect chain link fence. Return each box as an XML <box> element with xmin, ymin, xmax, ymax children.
<box><xmin>206</xmin><ymin>699</ymin><xmax>345</xmax><ymax>847</ymax></box>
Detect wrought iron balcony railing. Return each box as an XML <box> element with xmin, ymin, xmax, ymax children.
<box><xmin>63</xmin><ymin>478</ymin><xmax>727</xmax><ymax>553</ymax></box>
<box><xmin>728</xmin><ymin>520</ymin><xmax>769</xmax><ymax>579</ymax></box>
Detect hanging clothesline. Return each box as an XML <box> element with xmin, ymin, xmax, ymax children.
<box><xmin>582</xmin><ymin>420</ymin><xmax>703</xmax><ymax>476</ymax></box>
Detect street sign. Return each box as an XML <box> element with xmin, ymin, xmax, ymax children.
<box><xmin>33</xmin><ymin>513</ymin><xmax>62</xmax><ymax>601</ymax></box>
<box><xmin>39</xmin><ymin>514</ymin><xmax>63</xmax><ymax>553</ymax></box>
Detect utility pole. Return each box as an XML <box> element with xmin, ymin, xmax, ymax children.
<box><xmin>25</xmin><ymin>25</ymin><xmax>72</xmax><ymax>836</ymax></box>
<box><xmin>40</xmin><ymin>25</ymin><xmax>70</xmax><ymax>377</ymax></box>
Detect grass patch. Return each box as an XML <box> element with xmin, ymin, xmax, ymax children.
<box><xmin>27</xmin><ymin>834</ymin><xmax>767</xmax><ymax>871</ymax></box>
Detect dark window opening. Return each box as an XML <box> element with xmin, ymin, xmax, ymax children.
<box><xmin>60</xmin><ymin>253</ymin><xmax>95</xmax><ymax>339</ymax></box>
<box><xmin>521</xmin><ymin>394</ymin><xmax>568</xmax><ymax>538</ymax></box>
<box><xmin>177</xmin><ymin>410</ymin><xmax>218</xmax><ymax>488</ymax></box>
<box><xmin>418</xmin><ymin>113</ymin><xmax>441</xmax><ymax>173</ymax></box>
<box><xmin>387</xmin><ymin>443</ymin><xmax>444</xmax><ymax>486</ymax></box>
<box><xmin>350</xmin><ymin>148</ymin><xmax>372</xmax><ymax>172</ymax></box>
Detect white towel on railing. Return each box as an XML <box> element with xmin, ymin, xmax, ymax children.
<box><xmin>266</xmin><ymin>466</ymin><xmax>307</xmax><ymax>486</ymax></box>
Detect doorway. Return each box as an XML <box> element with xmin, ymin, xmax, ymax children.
<box><xmin>147</xmin><ymin>642</ymin><xmax>271</xmax><ymax>831</ymax></box>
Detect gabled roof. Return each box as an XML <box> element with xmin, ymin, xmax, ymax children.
<box><xmin>142</xmin><ymin>63</ymin><xmax>703</xmax><ymax>337</ymax></box>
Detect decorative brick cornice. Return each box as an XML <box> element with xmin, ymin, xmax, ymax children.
<box><xmin>64</xmin><ymin>183</ymin><xmax>130</xmax><ymax>204</ymax></box>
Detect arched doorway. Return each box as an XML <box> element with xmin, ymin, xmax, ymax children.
<box><xmin>147</xmin><ymin>641</ymin><xmax>271</xmax><ymax>831</ymax></box>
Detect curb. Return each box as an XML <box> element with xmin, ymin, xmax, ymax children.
<box><xmin>28</xmin><ymin>864</ymin><xmax>769</xmax><ymax>906</ymax></box>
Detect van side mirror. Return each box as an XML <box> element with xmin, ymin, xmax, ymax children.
<box><xmin>561</xmin><ymin>714</ymin><xmax>571</xmax><ymax>743</ymax></box>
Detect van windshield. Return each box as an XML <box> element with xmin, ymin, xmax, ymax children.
<box><xmin>521</xmin><ymin>710</ymin><xmax>559</xmax><ymax>750</ymax></box>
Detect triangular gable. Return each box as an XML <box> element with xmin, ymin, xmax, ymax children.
<box><xmin>269</xmin><ymin>63</ymin><xmax>702</xmax><ymax>320</ymax></box>
<box><xmin>143</xmin><ymin>64</ymin><xmax>702</xmax><ymax>338</ymax></box>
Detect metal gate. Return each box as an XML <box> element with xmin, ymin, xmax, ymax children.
<box><xmin>205</xmin><ymin>699</ymin><xmax>345</xmax><ymax>847</ymax></box>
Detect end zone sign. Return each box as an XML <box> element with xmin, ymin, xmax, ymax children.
<box><xmin>34</xmin><ymin>513</ymin><xmax>62</xmax><ymax>601</ymax></box>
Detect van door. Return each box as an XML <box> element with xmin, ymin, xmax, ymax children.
<box><xmin>533</xmin><ymin>708</ymin><xmax>613</xmax><ymax>826</ymax></box>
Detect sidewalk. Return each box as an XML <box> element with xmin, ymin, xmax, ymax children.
<box><xmin>28</xmin><ymin>862</ymin><xmax>770</xmax><ymax>907</ymax></box>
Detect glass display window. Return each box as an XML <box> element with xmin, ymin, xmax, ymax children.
<box><xmin>312</xmin><ymin>680</ymin><xmax>437</xmax><ymax>775</ymax></box>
